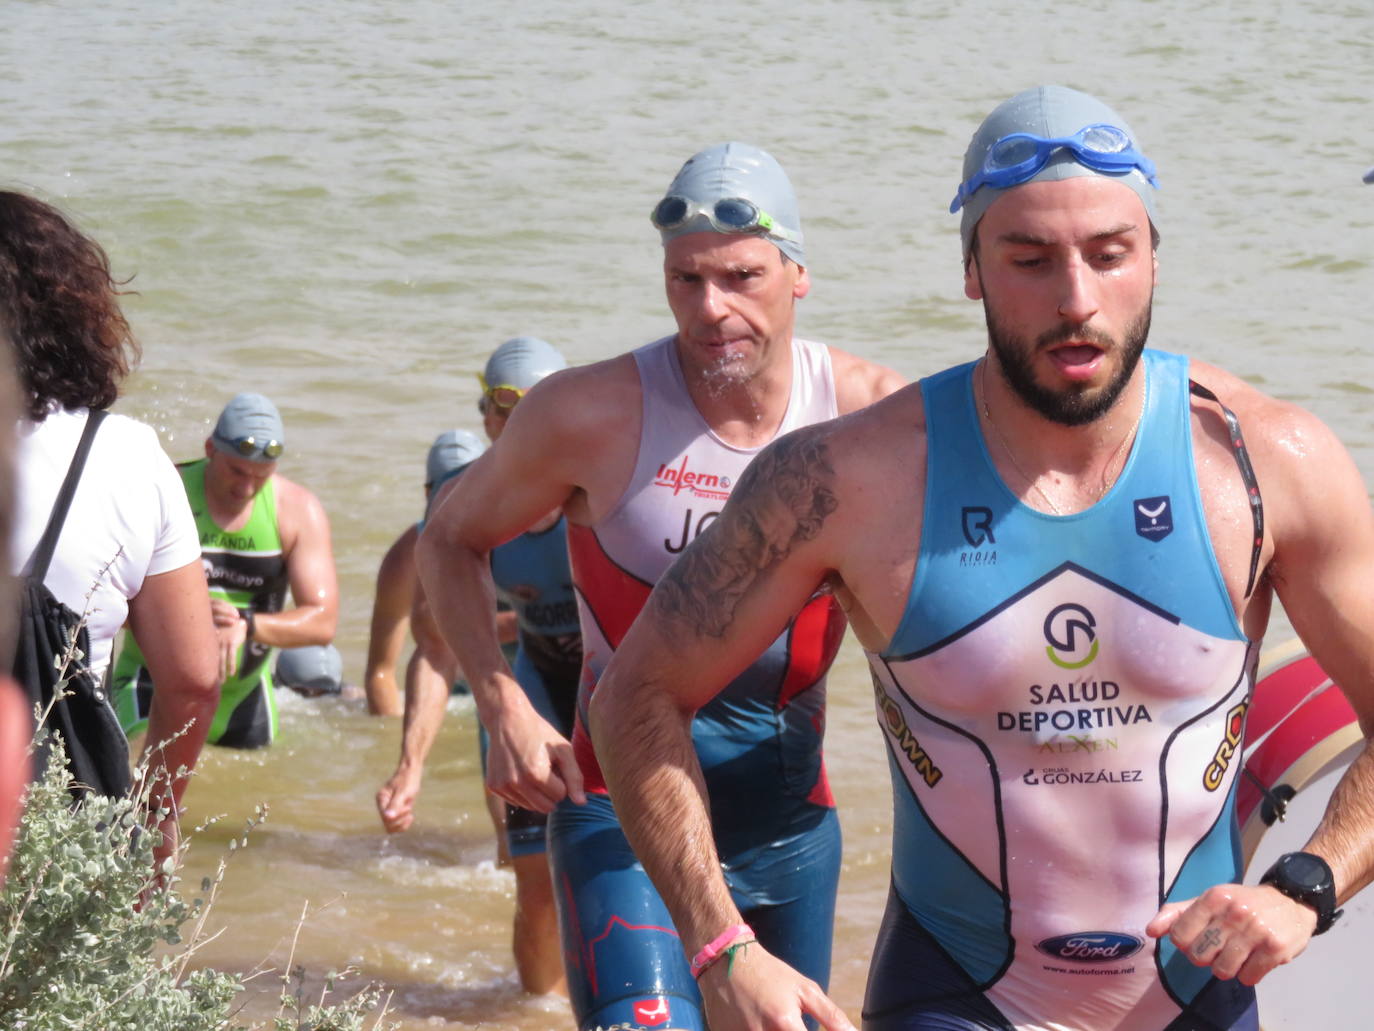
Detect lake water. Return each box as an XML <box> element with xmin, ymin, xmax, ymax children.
<box><xmin>3</xmin><ymin>0</ymin><xmax>1371</xmax><ymax>1026</ymax></box>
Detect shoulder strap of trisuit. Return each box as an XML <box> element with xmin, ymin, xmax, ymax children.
<box><xmin>27</xmin><ymin>409</ymin><xmax>108</xmax><ymax>585</ymax></box>
<box><xmin>1189</xmin><ymin>381</ymin><xmax>1264</xmax><ymax>598</ymax></box>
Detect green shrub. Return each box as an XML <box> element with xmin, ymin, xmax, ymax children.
<box><xmin>0</xmin><ymin>732</ymin><xmax>395</xmax><ymax>1031</ymax></box>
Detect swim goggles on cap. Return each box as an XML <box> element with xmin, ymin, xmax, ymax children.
<box><xmin>477</xmin><ymin>373</ymin><xmax>525</xmax><ymax>411</ymax></box>
<box><xmin>949</xmin><ymin>123</ymin><xmax>1160</xmax><ymax>214</ymax></box>
<box><xmin>650</xmin><ymin>195</ymin><xmax>802</xmax><ymax>244</ymax></box>
<box><xmin>220</xmin><ymin>435</ymin><xmax>283</xmax><ymax>460</ymax></box>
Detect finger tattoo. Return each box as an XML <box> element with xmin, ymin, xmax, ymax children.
<box><xmin>1192</xmin><ymin>926</ymin><xmax>1223</xmax><ymax>958</ymax></box>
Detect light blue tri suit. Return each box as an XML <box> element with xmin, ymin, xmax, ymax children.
<box><xmin>863</xmin><ymin>351</ymin><xmax>1261</xmax><ymax>1030</ymax></box>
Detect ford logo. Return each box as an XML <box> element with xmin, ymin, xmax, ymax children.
<box><xmin>1035</xmin><ymin>931</ymin><xmax>1144</xmax><ymax>963</ymax></box>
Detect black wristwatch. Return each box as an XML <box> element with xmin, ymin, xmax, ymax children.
<box><xmin>1260</xmin><ymin>851</ymin><xmax>1343</xmax><ymax>935</ymax></box>
<box><xmin>241</xmin><ymin>608</ymin><xmax>256</xmax><ymax>642</ymax></box>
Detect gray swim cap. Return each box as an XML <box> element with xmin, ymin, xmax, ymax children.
<box><xmin>957</xmin><ymin>85</ymin><xmax>1159</xmax><ymax>260</ymax></box>
<box><xmin>653</xmin><ymin>142</ymin><xmax>805</xmax><ymax>265</ymax></box>
<box><xmin>425</xmin><ymin>428</ymin><xmax>487</xmax><ymax>487</ymax></box>
<box><xmin>481</xmin><ymin>336</ymin><xmax>568</xmax><ymax>393</ymax></box>
<box><xmin>211</xmin><ymin>392</ymin><xmax>285</xmax><ymax>462</ymax></box>
<box><xmin>275</xmin><ymin>644</ymin><xmax>343</xmax><ymax>696</ymax></box>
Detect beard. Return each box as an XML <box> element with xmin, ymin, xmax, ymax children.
<box><xmin>983</xmin><ymin>298</ymin><xmax>1152</xmax><ymax>427</ymax></box>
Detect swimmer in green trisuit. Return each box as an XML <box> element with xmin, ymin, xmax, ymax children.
<box><xmin>113</xmin><ymin>392</ymin><xmax>338</xmax><ymax>749</ymax></box>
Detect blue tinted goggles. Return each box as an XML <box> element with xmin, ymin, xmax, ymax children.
<box><xmin>651</xmin><ymin>195</ymin><xmax>801</xmax><ymax>245</ymax></box>
<box><xmin>949</xmin><ymin>124</ymin><xmax>1160</xmax><ymax>214</ymax></box>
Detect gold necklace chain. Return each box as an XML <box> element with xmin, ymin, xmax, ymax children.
<box><xmin>979</xmin><ymin>359</ymin><xmax>1143</xmax><ymax>517</ymax></box>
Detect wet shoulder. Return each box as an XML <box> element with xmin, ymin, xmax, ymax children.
<box><xmin>1188</xmin><ymin>358</ymin><xmax>1341</xmax><ymax>482</ymax></box>
<box><xmin>503</xmin><ymin>352</ymin><xmax>643</xmax><ymax>524</ymax></box>
<box><xmin>1186</xmin><ymin>357</ymin><xmax>1363</xmax><ymax>613</ymax></box>
<box><xmin>826</xmin><ymin>343</ymin><xmax>907</xmax><ymax>414</ymax></box>
<box><xmin>270</xmin><ymin>473</ymin><xmax>331</xmax><ymax>549</ymax></box>
<box><xmin>515</xmin><ymin>352</ymin><xmax>641</xmax><ymax>444</ymax></box>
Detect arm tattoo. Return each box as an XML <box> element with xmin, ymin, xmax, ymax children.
<box><xmin>653</xmin><ymin>432</ymin><xmax>837</xmax><ymax>639</ymax></box>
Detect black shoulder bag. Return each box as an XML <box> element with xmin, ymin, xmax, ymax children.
<box><xmin>12</xmin><ymin>409</ymin><xmax>132</xmax><ymax>799</ymax></box>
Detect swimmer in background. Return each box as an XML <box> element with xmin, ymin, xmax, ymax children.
<box><xmin>362</xmin><ymin>431</ymin><xmax>492</xmax><ymax>716</ymax></box>
<box><xmin>275</xmin><ymin>644</ymin><xmax>361</xmax><ymax>701</ymax></box>
<box><xmin>377</xmin><ymin>335</ymin><xmax>577</xmax><ymax>997</ymax></box>
<box><xmin>113</xmin><ymin>392</ymin><xmax>338</xmax><ymax>749</ymax></box>
<box><xmin>373</xmin><ymin>428</ymin><xmax>515</xmax><ymax>846</ymax></box>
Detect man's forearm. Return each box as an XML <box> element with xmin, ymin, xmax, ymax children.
<box><xmin>249</xmin><ymin>604</ymin><xmax>334</xmax><ymax>649</ymax></box>
<box><xmin>364</xmin><ymin>669</ymin><xmax>402</xmax><ymax>717</ymax></box>
<box><xmin>362</xmin><ymin>617</ymin><xmax>408</xmax><ymax>716</ymax></box>
<box><xmin>591</xmin><ymin>672</ymin><xmax>741</xmax><ymax>955</ymax></box>
<box><xmin>396</xmin><ymin>652</ymin><xmax>451</xmax><ymax>772</ymax></box>
<box><xmin>1304</xmin><ymin>737</ymin><xmax>1374</xmax><ymax>903</ymax></box>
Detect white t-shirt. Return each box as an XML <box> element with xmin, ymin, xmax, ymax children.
<box><xmin>11</xmin><ymin>406</ymin><xmax>200</xmax><ymax>678</ymax></box>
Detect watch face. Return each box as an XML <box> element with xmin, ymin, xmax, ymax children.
<box><xmin>1282</xmin><ymin>852</ymin><xmax>1329</xmax><ymax>890</ymax></box>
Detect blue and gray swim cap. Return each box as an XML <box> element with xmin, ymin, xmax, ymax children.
<box><xmin>653</xmin><ymin>142</ymin><xmax>805</xmax><ymax>265</ymax></box>
<box><xmin>211</xmin><ymin>392</ymin><xmax>285</xmax><ymax>462</ymax></box>
<box><xmin>425</xmin><ymin>428</ymin><xmax>487</xmax><ymax>488</ymax></box>
<box><xmin>482</xmin><ymin>336</ymin><xmax>568</xmax><ymax>394</ymax></box>
<box><xmin>957</xmin><ymin>85</ymin><xmax>1159</xmax><ymax>259</ymax></box>
<box><xmin>275</xmin><ymin>644</ymin><xmax>344</xmax><ymax>697</ymax></box>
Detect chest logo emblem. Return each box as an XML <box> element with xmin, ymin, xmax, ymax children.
<box><xmin>1044</xmin><ymin>603</ymin><xmax>1098</xmax><ymax>670</ymax></box>
<box><xmin>962</xmin><ymin>506</ymin><xmax>995</xmax><ymax>547</ymax></box>
<box><xmin>1036</xmin><ymin>931</ymin><xmax>1143</xmax><ymax>963</ymax></box>
<box><xmin>1134</xmin><ymin>495</ymin><xmax>1173</xmax><ymax>542</ymax></box>
<box><xmin>653</xmin><ymin>456</ymin><xmax>732</xmax><ymax>500</ymax></box>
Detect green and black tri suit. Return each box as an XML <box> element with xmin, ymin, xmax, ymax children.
<box><xmin>112</xmin><ymin>458</ymin><xmax>289</xmax><ymax>749</ymax></box>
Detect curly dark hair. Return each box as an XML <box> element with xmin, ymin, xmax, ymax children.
<box><xmin>0</xmin><ymin>191</ymin><xmax>139</xmax><ymax>421</ymax></box>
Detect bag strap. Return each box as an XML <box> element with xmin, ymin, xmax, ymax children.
<box><xmin>28</xmin><ymin>409</ymin><xmax>108</xmax><ymax>584</ymax></box>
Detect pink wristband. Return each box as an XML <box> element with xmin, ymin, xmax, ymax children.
<box><xmin>689</xmin><ymin>923</ymin><xmax>754</xmax><ymax>978</ymax></box>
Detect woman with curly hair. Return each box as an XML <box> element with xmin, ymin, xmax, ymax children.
<box><xmin>3</xmin><ymin>190</ymin><xmax>218</xmax><ymax>867</ymax></box>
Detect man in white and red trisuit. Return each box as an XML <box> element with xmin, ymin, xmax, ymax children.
<box><xmin>417</xmin><ymin>142</ymin><xmax>903</xmax><ymax>1029</ymax></box>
